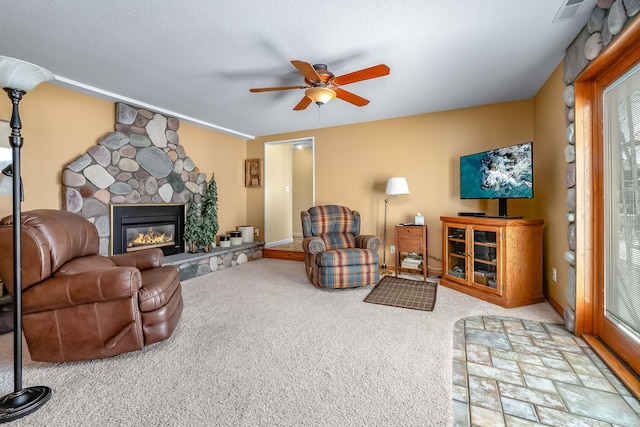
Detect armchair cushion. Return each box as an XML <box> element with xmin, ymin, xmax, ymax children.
<box><xmin>56</xmin><ymin>254</ymin><xmax>118</xmax><ymax>275</ymax></box>
<box><xmin>23</xmin><ymin>267</ymin><xmax>141</xmax><ymax>313</ymax></box>
<box><xmin>110</xmin><ymin>249</ymin><xmax>164</xmax><ymax>270</ymax></box>
<box><xmin>318</xmin><ymin>232</ymin><xmax>356</xmax><ymax>250</ymax></box>
<box><xmin>316</xmin><ymin>248</ymin><xmax>378</xmax><ymax>267</ymax></box>
<box><xmin>302</xmin><ymin>236</ymin><xmax>326</xmax><ymax>255</ymax></box>
<box><xmin>303</xmin><ymin>205</ymin><xmax>360</xmax><ymax>237</ymax></box>
<box><xmin>356</xmin><ymin>234</ymin><xmax>381</xmax><ymax>250</ymax></box>
<box><xmin>139</xmin><ymin>266</ymin><xmax>181</xmax><ymax>312</ymax></box>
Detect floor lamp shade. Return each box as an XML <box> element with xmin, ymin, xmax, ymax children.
<box><xmin>0</xmin><ymin>56</ymin><xmax>53</xmax><ymax>423</ymax></box>
<box><xmin>0</xmin><ymin>56</ymin><xmax>54</xmax><ymax>92</ymax></box>
<box><xmin>386</xmin><ymin>177</ymin><xmax>410</xmax><ymax>196</ymax></box>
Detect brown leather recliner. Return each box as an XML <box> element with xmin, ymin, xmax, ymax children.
<box><xmin>0</xmin><ymin>209</ymin><xmax>183</xmax><ymax>362</ymax></box>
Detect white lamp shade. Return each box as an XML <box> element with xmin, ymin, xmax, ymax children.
<box><xmin>305</xmin><ymin>87</ymin><xmax>336</xmax><ymax>104</ymax></box>
<box><xmin>0</xmin><ymin>56</ymin><xmax>53</xmax><ymax>92</ymax></box>
<box><xmin>386</xmin><ymin>177</ymin><xmax>410</xmax><ymax>196</ymax></box>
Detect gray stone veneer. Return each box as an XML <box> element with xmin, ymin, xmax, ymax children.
<box><xmin>62</xmin><ymin>103</ymin><xmax>207</xmax><ymax>255</ymax></box>
<box><xmin>561</xmin><ymin>0</ymin><xmax>640</xmax><ymax>332</ymax></box>
<box><xmin>164</xmin><ymin>243</ymin><xmax>264</xmax><ymax>281</ymax></box>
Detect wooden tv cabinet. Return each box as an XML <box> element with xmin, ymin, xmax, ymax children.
<box><xmin>440</xmin><ymin>216</ymin><xmax>544</xmax><ymax>308</ymax></box>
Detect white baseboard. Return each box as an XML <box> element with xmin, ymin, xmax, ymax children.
<box><xmin>265</xmin><ymin>238</ymin><xmax>294</xmax><ymax>248</ymax></box>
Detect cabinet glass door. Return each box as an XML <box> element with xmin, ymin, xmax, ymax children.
<box><xmin>445</xmin><ymin>225</ymin><xmax>467</xmax><ymax>281</ymax></box>
<box><xmin>471</xmin><ymin>227</ymin><xmax>501</xmax><ymax>295</ymax></box>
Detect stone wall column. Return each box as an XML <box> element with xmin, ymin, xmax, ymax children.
<box><xmin>561</xmin><ymin>0</ymin><xmax>640</xmax><ymax>332</ymax></box>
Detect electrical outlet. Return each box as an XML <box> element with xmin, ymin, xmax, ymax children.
<box><xmin>552</xmin><ymin>267</ymin><xmax>557</xmax><ymax>282</ymax></box>
<box><xmin>254</xmin><ymin>228</ymin><xmax>259</xmax><ymax>236</ymax></box>
<box><xmin>390</xmin><ymin>245</ymin><xmax>396</xmax><ymax>254</ymax></box>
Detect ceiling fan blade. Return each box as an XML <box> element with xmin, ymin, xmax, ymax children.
<box><xmin>250</xmin><ymin>85</ymin><xmax>307</xmax><ymax>93</ymax></box>
<box><xmin>293</xmin><ymin>96</ymin><xmax>313</xmax><ymax>111</ymax></box>
<box><xmin>334</xmin><ymin>88</ymin><xmax>369</xmax><ymax>107</ymax></box>
<box><xmin>332</xmin><ymin>64</ymin><xmax>390</xmax><ymax>86</ymax></box>
<box><xmin>291</xmin><ymin>60</ymin><xmax>322</xmax><ymax>82</ymax></box>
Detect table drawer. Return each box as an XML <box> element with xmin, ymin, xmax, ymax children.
<box><xmin>395</xmin><ymin>226</ymin><xmax>423</xmax><ymax>237</ymax></box>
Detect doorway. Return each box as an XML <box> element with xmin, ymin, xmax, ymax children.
<box><xmin>264</xmin><ymin>138</ymin><xmax>314</xmax><ymax>247</ymax></box>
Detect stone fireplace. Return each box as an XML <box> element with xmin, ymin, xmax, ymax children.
<box><xmin>62</xmin><ymin>103</ymin><xmax>206</xmax><ymax>255</ymax></box>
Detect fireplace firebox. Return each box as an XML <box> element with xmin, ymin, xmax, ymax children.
<box><xmin>111</xmin><ymin>204</ymin><xmax>185</xmax><ymax>256</ymax></box>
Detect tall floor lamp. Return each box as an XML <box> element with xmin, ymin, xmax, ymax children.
<box><xmin>381</xmin><ymin>177</ymin><xmax>410</xmax><ymax>275</ymax></box>
<box><xmin>0</xmin><ymin>56</ymin><xmax>54</xmax><ymax>423</ymax></box>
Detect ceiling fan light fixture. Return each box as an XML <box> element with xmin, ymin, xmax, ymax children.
<box><xmin>305</xmin><ymin>87</ymin><xmax>336</xmax><ymax>105</ymax></box>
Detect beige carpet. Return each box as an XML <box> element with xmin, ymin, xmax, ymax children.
<box><xmin>0</xmin><ymin>258</ymin><xmax>561</xmax><ymax>426</ymax></box>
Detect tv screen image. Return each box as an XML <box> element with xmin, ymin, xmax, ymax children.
<box><xmin>459</xmin><ymin>142</ymin><xmax>533</xmax><ymax>217</ymax></box>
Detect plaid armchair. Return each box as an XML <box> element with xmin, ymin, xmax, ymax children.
<box><xmin>301</xmin><ymin>205</ymin><xmax>381</xmax><ymax>288</ymax></box>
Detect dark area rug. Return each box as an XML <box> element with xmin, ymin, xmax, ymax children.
<box><xmin>364</xmin><ymin>275</ymin><xmax>437</xmax><ymax>311</ymax></box>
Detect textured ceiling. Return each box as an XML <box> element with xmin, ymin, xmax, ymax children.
<box><xmin>0</xmin><ymin>0</ymin><xmax>596</xmax><ymax>139</ymax></box>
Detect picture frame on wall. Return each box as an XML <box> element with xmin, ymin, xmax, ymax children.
<box><xmin>245</xmin><ymin>158</ymin><xmax>262</xmax><ymax>188</ymax></box>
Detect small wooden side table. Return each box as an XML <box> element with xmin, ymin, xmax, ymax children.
<box><xmin>394</xmin><ymin>225</ymin><xmax>428</xmax><ymax>281</ymax></box>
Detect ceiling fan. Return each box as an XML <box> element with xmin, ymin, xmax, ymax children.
<box><xmin>249</xmin><ymin>60</ymin><xmax>390</xmax><ymax>110</ymax></box>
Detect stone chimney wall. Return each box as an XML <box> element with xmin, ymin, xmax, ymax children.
<box><xmin>561</xmin><ymin>0</ymin><xmax>640</xmax><ymax>332</ymax></box>
<box><xmin>62</xmin><ymin>103</ymin><xmax>207</xmax><ymax>255</ymax></box>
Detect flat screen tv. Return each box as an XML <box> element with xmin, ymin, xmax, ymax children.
<box><xmin>459</xmin><ymin>141</ymin><xmax>533</xmax><ymax>218</ymax></box>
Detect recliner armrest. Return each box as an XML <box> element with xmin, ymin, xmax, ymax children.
<box><xmin>302</xmin><ymin>236</ymin><xmax>326</xmax><ymax>255</ymax></box>
<box><xmin>355</xmin><ymin>235</ymin><xmax>381</xmax><ymax>250</ymax></box>
<box><xmin>22</xmin><ymin>267</ymin><xmax>142</xmax><ymax>313</ymax></box>
<box><xmin>109</xmin><ymin>248</ymin><xmax>164</xmax><ymax>270</ymax></box>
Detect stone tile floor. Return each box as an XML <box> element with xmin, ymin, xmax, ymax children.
<box><xmin>452</xmin><ymin>316</ymin><xmax>640</xmax><ymax>426</ymax></box>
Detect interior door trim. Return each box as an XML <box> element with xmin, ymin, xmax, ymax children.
<box><xmin>575</xmin><ymin>16</ymin><xmax>640</xmax><ymax>398</ymax></box>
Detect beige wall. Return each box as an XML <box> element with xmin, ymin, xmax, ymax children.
<box><xmin>0</xmin><ymin>82</ymin><xmax>247</xmax><ymax>237</ymax></box>
<box><xmin>292</xmin><ymin>147</ymin><xmax>313</xmax><ymax>236</ymax></box>
<box><xmin>250</xmin><ymin>100</ymin><xmax>535</xmax><ymax>271</ymax></box>
<box><xmin>532</xmin><ymin>63</ymin><xmax>569</xmax><ymax>309</ymax></box>
<box><xmin>177</xmin><ymin>120</ymin><xmax>248</xmax><ymax>236</ymax></box>
<box><xmin>0</xmin><ymin>83</ymin><xmax>113</xmax><ymax>218</ymax></box>
<box><xmin>264</xmin><ymin>142</ymin><xmax>292</xmax><ymax>243</ymax></box>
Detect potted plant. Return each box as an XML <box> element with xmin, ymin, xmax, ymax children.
<box><xmin>200</xmin><ymin>173</ymin><xmax>219</xmax><ymax>252</ymax></box>
<box><xmin>183</xmin><ymin>199</ymin><xmax>201</xmax><ymax>253</ymax></box>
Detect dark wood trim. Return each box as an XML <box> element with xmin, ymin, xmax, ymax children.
<box><xmin>573</xmin><ymin>78</ymin><xmax>593</xmax><ymax>337</ymax></box>
<box><xmin>578</xmin><ymin>17</ymin><xmax>640</xmax><ymax>82</ymax></box>
<box><xmin>575</xmin><ymin>14</ymin><xmax>640</xmax><ymax>393</ymax></box>
<box><xmin>262</xmin><ymin>249</ymin><xmax>304</xmax><ymax>262</ymax></box>
<box><xmin>546</xmin><ymin>294</ymin><xmax>564</xmax><ymax>318</ymax></box>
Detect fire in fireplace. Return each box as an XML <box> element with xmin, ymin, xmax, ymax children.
<box><xmin>126</xmin><ymin>224</ymin><xmax>175</xmax><ymax>251</ymax></box>
<box><xmin>111</xmin><ymin>204</ymin><xmax>185</xmax><ymax>256</ymax></box>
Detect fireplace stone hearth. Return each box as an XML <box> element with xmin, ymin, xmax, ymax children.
<box><xmin>164</xmin><ymin>243</ymin><xmax>264</xmax><ymax>281</ymax></box>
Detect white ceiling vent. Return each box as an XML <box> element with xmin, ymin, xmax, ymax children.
<box><xmin>553</xmin><ymin>0</ymin><xmax>585</xmax><ymax>23</ymax></box>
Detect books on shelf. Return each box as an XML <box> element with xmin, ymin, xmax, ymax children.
<box><xmin>401</xmin><ymin>253</ymin><xmax>423</xmax><ymax>269</ymax></box>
